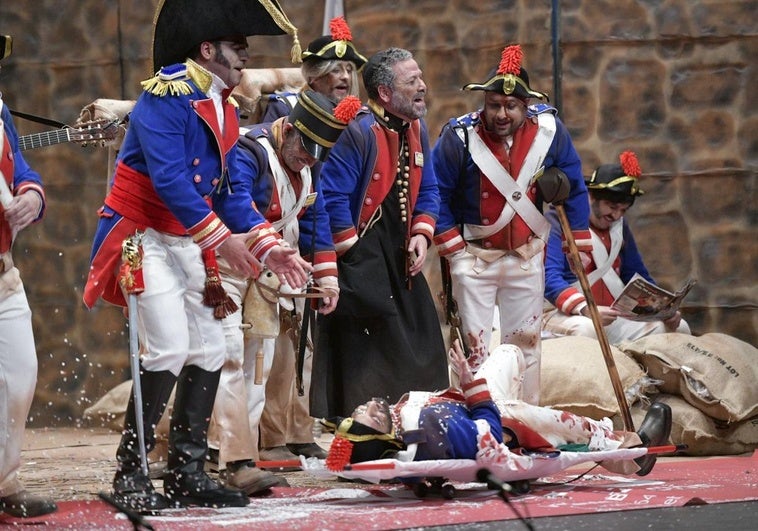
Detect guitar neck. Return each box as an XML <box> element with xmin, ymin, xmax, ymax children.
<box><xmin>18</xmin><ymin>128</ymin><xmax>72</xmax><ymax>151</ymax></box>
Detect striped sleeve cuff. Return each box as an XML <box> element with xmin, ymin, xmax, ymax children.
<box><xmin>556</xmin><ymin>287</ymin><xmax>585</xmax><ymax>314</ymax></box>
<box><xmin>567</xmin><ymin>229</ymin><xmax>593</xmax><ymax>252</ymax></box>
<box><xmin>246</xmin><ymin>224</ymin><xmax>280</xmax><ymax>261</ymax></box>
<box><xmin>411</xmin><ymin>213</ymin><xmax>435</xmax><ymax>241</ymax></box>
<box><xmin>311</xmin><ymin>250</ymin><xmax>338</xmax><ymax>279</ymax></box>
<box><xmin>433</xmin><ymin>227</ymin><xmax>465</xmax><ymax>257</ymax></box>
<box><xmin>462</xmin><ymin>378</ymin><xmax>491</xmax><ymax>408</ymax></box>
<box><xmin>188</xmin><ymin>212</ymin><xmax>231</xmax><ymax>250</ymax></box>
<box><xmin>333</xmin><ymin>227</ymin><xmax>358</xmax><ymax>256</ymax></box>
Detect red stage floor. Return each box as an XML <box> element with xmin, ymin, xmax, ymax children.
<box><xmin>3</xmin><ymin>451</ymin><xmax>755</xmax><ymax>530</ymax></box>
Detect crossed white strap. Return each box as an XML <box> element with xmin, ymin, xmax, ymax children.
<box><xmin>457</xmin><ymin>112</ymin><xmax>556</xmax><ymax>243</ymax></box>
<box><xmin>577</xmin><ymin>220</ymin><xmax>626</xmax><ymax>298</ymax></box>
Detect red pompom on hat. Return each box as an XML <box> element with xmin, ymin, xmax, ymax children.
<box><xmin>330</xmin><ymin>16</ymin><xmax>354</xmax><ymax>42</ymax></box>
<box><xmin>463</xmin><ymin>43</ymin><xmax>548</xmax><ymax>101</ymax></box>
<box><xmin>498</xmin><ymin>44</ymin><xmax>524</xmax><ymax>76</ymax></box>
<box><xmin>619</xmin><ymin>150</ymin><xmax>642</xmax><ymax>178</ymax></box>
<box><xmin>586</xmin><ymin>150</ymin><xmax>645</xmax><ymax>199</ymax></box>
<box><xmin>290</xmin><ymin>91</ymin><xmax>361</xmax><ymax>162</ymax></box>
<box><xmin>334</xmin><ymin>95</ymin><xmax>362</xmax><ymax>123</ymax></box>
<box><xmin>301</xmin><ymin>16</ymin><xmax>367</xmax><ymax>69</ymax></box>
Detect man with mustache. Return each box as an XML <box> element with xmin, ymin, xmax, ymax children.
<box><xmin>208</xmin><ymin>91</ymin><xmax>359</xmax><ymax>493</ymax></box>
<box><xmin>543</xmin><ymin>151</ymin><xmax>691</xmax><ymax>341</ymax></box>
<box><xmin>83</xmin><ymin>0</ymin><xmax>311</xmax><ymax>512</ymax></box>
<box><xmin>311</xmin><ymin>48</ymin><xmax>449</xmax><ymax>419</ymax></box>
<box><xmin>431</xmin><ymin>44</ymin><xmax>591</xmax><ymax>405</ymax></box>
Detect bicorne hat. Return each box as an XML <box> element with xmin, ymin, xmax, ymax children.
<box><xmin>289</xmin><ymin>90</ymin><xmax>361</xmax><ymax>162</ymax></box>
<box><xmin>463</xmin><ymin>44</ymin><xmax>548</xmax><ymax>101</ymax></box>
<box><xmin>151</xmin><ymin>0</ymin><xmax>300</xmax><ymax>71</ymax></box>
<box><xmin>301</xmin><ymin>16</ymin><xmax>367</xmax><ymax>70</ymax></box>
<box><xmin>0</xmin><ymin>35</ymin><xmax>11</xmax><ymax>61</ymax></box>
<box><xmin>586</xmin><ymin>151</ymin><xmax>646</xmax><ymax>200</ymax></box>
<box><xmin>321</xmin><ymin>416</ymin><xmax>404</xmax><ymax>465</ymax></box>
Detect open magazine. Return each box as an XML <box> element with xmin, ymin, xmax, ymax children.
<box><xmin>610</xmin><ymin>274</ymin><xmax>696</xmax><ymax>321</ymax></box>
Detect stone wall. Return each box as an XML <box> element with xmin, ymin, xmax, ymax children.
<box><xmin>0</xmin><ymin>0</ymin><xmax>754</xmax><ymax>426</ymax></box>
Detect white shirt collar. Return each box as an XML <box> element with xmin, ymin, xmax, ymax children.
<box><xmin>207</xmin><ymin>72</ymin><xmax>229</xmax><ymax>130</ymax></box>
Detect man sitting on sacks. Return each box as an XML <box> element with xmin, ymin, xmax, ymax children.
<box><xmin>542</xmin><ymin>151</ymin><xmax>691</xmax><ymax>341</ymax></box>
<box><xmin>323</xmin><ymin>341</ymin><xmax>672</xmax><ymax>477</ymax></box>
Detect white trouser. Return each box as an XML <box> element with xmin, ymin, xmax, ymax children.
<box><xmin>137</xmin><ymin>228</ymin><xmax>226</xmax><ymax>375</ymax></box>
<box><xmin>542</xmin><ymin>309</ymin><xmax>691</xmax><ymax>343</ymax></box>
<box><xmin>449</xmin><ymin>249</ymin><xmax>545</xmax><ymax>404</ymax></box>
<box><xmin>474</xmin><ymin>345</ymin><xmax>621</xmax><ymax>450</ymax></box>
<box><xmin>0</xmin><ymin>271</ymin><xmax>37</xmax><ymax>497</ymax></box>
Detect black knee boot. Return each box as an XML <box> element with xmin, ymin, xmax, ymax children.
<box><xmin>113</xmin><ymin>366</ymin><xmax>176</xmax><ymax>512</ymax></box>
<box><xmin>163</xmin><ymin>365</ymin><xmax>248</xmax><ymax>508</ymax></box>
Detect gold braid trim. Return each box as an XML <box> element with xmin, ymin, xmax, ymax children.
<box><xmin>141</xmin><ymin>65</ymin><xmax>193</xmax><ymax>97</ymax></box>
<box><xmin>192</xmin><ymin>217</ymin><xmax>223</xmax><ymax>243</ymax></box>
<box><xmin>258</xmin><ymin>0</ymin><xmax>301</xmax><ymax>63</ymax></box>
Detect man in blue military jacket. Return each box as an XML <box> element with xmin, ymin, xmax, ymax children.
<box><xmin>83</xmin><ymin>0</ymin><xmax>311</xmax><ymax>512</ymax></box>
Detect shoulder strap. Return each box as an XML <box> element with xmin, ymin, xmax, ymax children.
<box><xmin>462</xmin><ymin>122</ymin><xmax>552</xmax><ymax>241</ymax></box>
<box><xmin>583</xmin><ymin>221</ymin><xmax>626</xmax><ymax>297</ymax></box>
<box><xmin>8</xmin><ymin>108</ymin><xmax>66</xmax><ymax>128</ymax></box>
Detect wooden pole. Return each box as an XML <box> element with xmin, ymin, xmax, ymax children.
<box><xmin>553</xmin><ymin>205</ymin><xmax>635</xmax><ymax>431</ymax></box>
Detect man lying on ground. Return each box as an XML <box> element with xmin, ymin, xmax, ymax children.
<box><xmin>323</xmin><ymin>340</ymin><xmax>671</xmax><ymax>476</ymax></box>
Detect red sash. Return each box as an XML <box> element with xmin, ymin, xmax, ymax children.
<box><xmin>105</xmin><ymin>161</ymin><xmax>187</xmax><ymax>235</ymax></box>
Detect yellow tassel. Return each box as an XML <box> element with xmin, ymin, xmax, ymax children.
<box><xmin>258</xmin><ymin>0</ymin><xmax>301</xmax><ymax>64</ymax></box>
<box><xmin>290</xmin><ymin>31</ymin><xmax>302</xmax><ymax>64</ymax></box>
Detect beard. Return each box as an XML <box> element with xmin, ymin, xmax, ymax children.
<box><xmin>390</xmin><ymin>91</ymin><xmax>427</xmax><ymax>120</ymax></box>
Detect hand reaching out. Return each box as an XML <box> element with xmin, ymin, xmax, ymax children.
<box><xmin>448</xmin><ymin>339</ymin><xmax>474</xmax><ymax>387</ymax></box>
<box><xmin>217</xmin><ymin>234</ymin><xmax>261</xmax><ymax>278</ymax></box>
<box><xmin>265</xmin><ymin>245</ymin><xmax>312</xmax><ymax>289</ymax></box>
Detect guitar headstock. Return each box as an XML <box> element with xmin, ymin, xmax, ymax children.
<box><xmin>67</xmin><ymin>119</ymin><xmax>123</xmax><ymax>147</ymax></box>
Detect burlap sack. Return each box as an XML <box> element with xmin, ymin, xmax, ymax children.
<box><xmin>633</xmin><ymin>395</ymin><xmax>758</xmax><ymax>456</ymax></box>
<box><xmin>540</xmin><ymin>336</ymin><xmax>650</xmax><ymax>419</ymax></box>
<box><xmin>241</xmin><ymin>269</ymin><xmax>280</xmax><ymax>338</ymax></box>
<box><xmin>620</xmin><ymin>333</ymin><xmax>758</xmax><ymax>422</ymax></box>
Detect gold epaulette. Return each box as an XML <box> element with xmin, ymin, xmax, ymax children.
<box><xmin>227</xmin><ymin>96</ymin><xmax>239</xmax><ymax>108</ymax></box>
<box><xmin>141</xmin><ymin>63</ymin><xmax>193</xmax><ymax>97</ymax></box>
